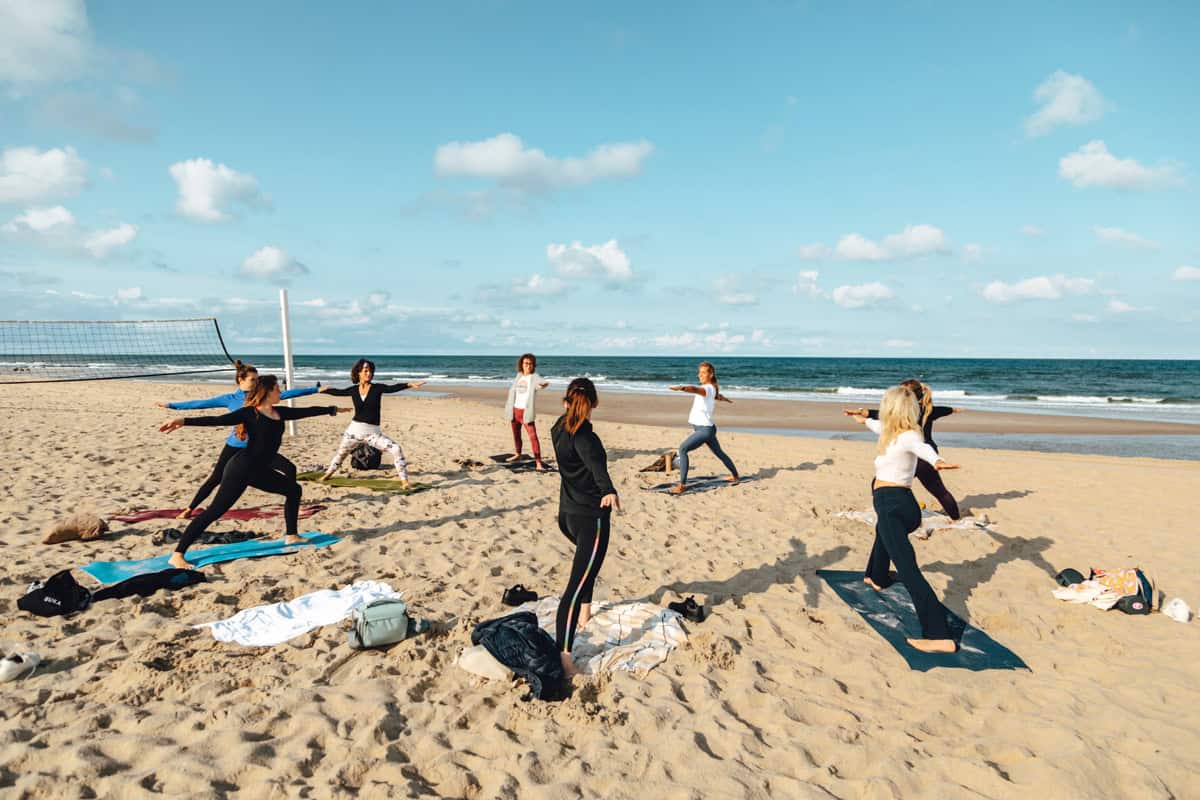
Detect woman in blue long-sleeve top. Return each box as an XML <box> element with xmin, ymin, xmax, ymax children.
<box><xmin>156</xmin><ymin>360</ymin><xmax>326</xmax><ymax>518</ymax></box>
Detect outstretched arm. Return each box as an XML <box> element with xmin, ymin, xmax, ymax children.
<box><xmin>668</xmin><ymin>385</ymin><xmax>706</xmax><ymax>396</ymax></box>
<box><xmin>161</xmin><ymin>406</ymin><xmax>253</xmax><ymax>432</ymax></box>
<box><xmin>381</xmin><ymin>381</ymin><xmax>425</xmax><ymax>393</ymax></box>
<box><xmin>158</xmin><ymin>391</ymin><xmax>238</xmax><ymax>411</ymax></box>
<box><xmin>322</xmin><ymin>385</ymin><xmax>354</xmax><ymax>397</ymax></box>
<box><xmin>280</xmin><ymin>384</ymin><xmax>322</xmax><ymax>400</ymax></box>
<box><xmin>277</xmin><ymin>405</ymin><xmax>349</xmax><ymax>421</ymax></box>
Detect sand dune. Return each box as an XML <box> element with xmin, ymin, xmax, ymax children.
<box><xmin>1</xmin><ymin>381</ymin><xmax>1198</xmax><ymax>799</ymax></box>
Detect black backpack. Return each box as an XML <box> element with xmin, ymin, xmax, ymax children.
<box><xmin>350</xmin><ymin>443</ymin><xmax>382</xmax><ymax>470</ymax></box>
<box><xmin>18</xmin><ymin>570</ymin><xmax>93</xmax><ymax>617</ymax></box>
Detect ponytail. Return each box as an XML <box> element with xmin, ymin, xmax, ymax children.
<box><xmin>236</xmin><ymin>374</ymin><xmax>278</xmax><ymax>441</ymax></box>
<box><xmin>234</xmin><ymin>359</ymin><xmax>258</xmax><ymax>385</ymax></box>
<box><xmin>562</xmin><ymin>377</ymin><xmax>598</xmax><ymax>434</ymax></box>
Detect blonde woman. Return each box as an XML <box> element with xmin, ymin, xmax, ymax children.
<box><xmin>503</xmin><ymin>353</ymin><xmax>550</xmax><ymax>470</ymax></box>
<box><xmin>667</xmin><ymin>361</ymin><xmax>739</xmax><ymax>495</ymax></box>
<box><xmin>846</xmin><ymin>386</ymin><xmax>960</xmax><ymax>653</ymax></box>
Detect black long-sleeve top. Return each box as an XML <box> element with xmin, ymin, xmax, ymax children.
<box><xmin>867</xmin><ymin>405</ymin><xmax>954</xmax><ymax>451</ymax></box>
<box><xmin>551</xmin><ymin>415</ymin><xmax>617</xmax><ymax>515</ymax></box>
<box><xmin>323</xmin><ymin>383</ymin><xmax>411</xmax><ymax>425</ymax></box>
<box><xmin>183</xmin><ymin>405</ymin><xmax>337</xmax><ymax>465</ymax></box>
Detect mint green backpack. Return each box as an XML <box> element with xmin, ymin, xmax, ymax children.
<box><xmin>348</xmin><ymin>598</ymin><xmax>411</xmax><ymax>649</ymax></box>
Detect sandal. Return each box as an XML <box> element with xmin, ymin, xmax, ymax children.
<box><xmin>668</xmin><ymin>596</ymin><xmax>706</xmax><ymax>623</ymax></box>
<box><xmin>502</xmin><ymin>584</ymin><xmax>538</xmax><ymax>607</ymax></box>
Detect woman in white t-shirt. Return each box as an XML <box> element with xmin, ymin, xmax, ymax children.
<box><xmin>845</xmin><ymin>385</ymin><xmax>960</xmax><ymax>654</ymax></box>
<box><xmin>504</xmin><ymin>352</ymin><xmax>550</xmax><ymax>470</ymax></box>
<box><xmin>667</xmin><ymin>361</ymin><xmax>739</xmax><ymax>494</ymax></box>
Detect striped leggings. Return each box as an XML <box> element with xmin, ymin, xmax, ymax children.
<box><xmin>326</xmin><ymin>423</ymin><xmax>408</xmax><ymax>480</ymax></box>
<box><xmin>555</xmin><ymin>511</ymin><xmax>611</xmax><ymax>653</ymax></box>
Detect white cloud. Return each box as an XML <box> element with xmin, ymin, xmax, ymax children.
<box><xmin>434</xmin><ymin>133</ymin><xmax>653</xmax><ymax>191</ymax></box>
<box><xmin>1107</xmin><ymin>299</ymin><xmax>1149</xmax><ymax>313</ymax></box>
<box><xmin>2</xmin><ymin>205</ymin><xmax>75</xmax><ymax>233</ymax></box>
<box><xmin>116</xmin><ymin>286</ymin><xmax>142</xmax><ymax>301</ymax></box>
<box><xmin>169</xmin><ymin>158</ymin><xmax>269</xmax><ymax>222</ymax></box>
<box><xmin>796</xmin><ymin>243</ymin><xmax>830</xmax><ymax>260</ymax></box>
<box><xmin>1072</xmin><ymin>313</ymin><xmax>1098</xmax><ymax>323</ymax></box>
<box><xmin>713</xmin><ymin>275</ymin><xmax>757</xmax><ymax>306</ymax></box>
<box><xmin>1025</xmin><ymin>71</ymin><xmax>1111</xmax><ymax>137</ymax></box>
<box><xmin>512</xmin><ymin>273</ymin><xmax>566</xmax><ymax>296</ymax></box>
<box><xmin>239</xmin><ymin>246</ymin><xmax>309</xmax><ymax>282</ymax></box>
<box><xmin>83</xmin><ymin>222</ymin><xmax>137</xmax><ymax>257</ymax></box>
<box><xmin>963</xmin><ymin>243</ymin><xmax>983</xmax><ymax>263</ymax></box>
<box><xmin>0</xmin><ymin>0</ymin><xmax>91</xmax><ymax>86</ymax></box>
<box><xmin>832</xmin><ymin>282</ymin><xmax>893</xmax><ymax>308</ymax></box>
<box><xmin>792</xmin><ymin>270</ymin><xmax>821</xmax><ymax>297</ymax></box>
<box><xmin>1094</xmin><ymin>226</ymin><xmax>1159</xmax><ymax>250</ymax></box>
<box><xmin>1059</xmin><ymin>140</ymin><xmax>1182</xmax><ymax>190</ymax></box>
<box><xmin>1173</xmin><ymin>266</ymin><xmax>1200</xmax><ymax>281</ymax></box>
<box><xmin>1021</xmin><ymin>224</ymin><xmax>1046</xmax><ymax>238</ymax></box>
<box><xmin>0</xmin><ymin>146</ymin><xmax>88</xmax><ymax>204</ymax></box>
<box><xmin>981</xmin><ymin>274</ymin><xmax>1095</xmax><ymax>303</ymax></box>
<box><xmin>546</xmin><ymin>240</ymin><xmax>633</xmax><ymax>283</ymax></box>
<box><xmin>832</xmin><ymin>224</ymin><xmax>950</xmax><ymax>261</ymax></box>
<box><xmin>751</xmin><ymin>329</ymin><xmax>772</xmax><ymax>346</ymax></box>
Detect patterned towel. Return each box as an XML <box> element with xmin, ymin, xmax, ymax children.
<box><xmin>1052</xmin><ymin>568</ymin><xmax>1144</xmax><ymax>610</ymax></box>
<box><xmin>514</xmin><ymin>596</ymin><xmax>688</xmax><ymax>676</ymax></box>
<box><xmin>836</xmin><ymin>509</ymin><xmax>985</xmax><ymax>534</ymax></box>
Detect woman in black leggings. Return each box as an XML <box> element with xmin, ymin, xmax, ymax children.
<box><xmin>846</xmin><ymin>378</ymin><xmax>964</xmax><ymax>519</ymax></box>
<box><xmin>159</xmin><ymin>375</ymin><xmax>350</xmax><ymax>569</ymax></box>
<box><xmin>550</xmin><ymin>377</ymin><xmax>619</xmax><ymax>676</ymax></box>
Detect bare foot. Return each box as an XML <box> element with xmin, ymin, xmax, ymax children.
<box><xmin>863</xmin><ymin>576</ymin><xmax>886</xmax><ymax>591</ymax></box>
<box><xmin>167</xmin><ymin>553</ymin><xmax>191</xmax><ymax>570</ymax></box>
<box><xmin>906</xmin><ymin>637</ymin><xmax>957</xmax><ymax>653</ymax></box>
<box><xmin>535</xmin><ymin>461</ymin><xmax>547</xmax><ymax>471</ymax></box>
<box><xmin>318</xmin><ymin>471</ymin><xmax>333</xmax><ymax>482</ymax></box>
<box><xmin>727</xmin><ymin>475</ymin><xmax>740</xmax><ymax>485</ymax></box>
<box><xmin>284</xmin><ymin>534</ymin><xmax>305</xmax><ymax>545</ymax></box>
<box><xmin>175</xmin><ymin>508</ymin><xmax>194</xmax><ymax>520</ymax></box>
<box><xmin>505</xmin><ymin>454</ymin><xmax>523</xmax><ymax>463</ymax></box>
<box><xmin>577</xmin><ymin>603</ymin><xmax>591</xmax><ymax>630</ymax></box>
<box><xmin>398</xmin><ymin>480</ymin><xmax>411</xmax><ymax>491</ymax></box>
<box><xmin>669</xmin><ymin>484</ymin><xmax>686</xmax><ymax>495</ymax></box>
<box><xmin>559</xmin><ymin>652</ymin><xmax>580</xmax><ymax>677</ymax></box>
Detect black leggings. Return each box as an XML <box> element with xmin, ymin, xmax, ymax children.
<box><xmin>915</xmin><ymin>459</ymin><xmax>960</xmax><ymax>519</ymax></box>
<box><xmin>176</xmin><ymin>454</ymin><xmax>302</xmax><ymax>554</ymax></box>
<box><xmin>865</xmin><ymin>487</ymin><xmax>951</xmax><ymax>640</ymax></box>
<box><xmin>555</xmin><ymin>511</ymin><xmax>611</xmax><ymax>653</ymax></box>
<box><xmin>189</xmin><ymin>445</ymin><xmax>296</xmax><ymax>510</ymax></box>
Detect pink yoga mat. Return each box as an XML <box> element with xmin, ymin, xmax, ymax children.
<box><xmin>109</xmin><ymin>504</ymin><xmax>327</xmax><ymax>523</ymax></box>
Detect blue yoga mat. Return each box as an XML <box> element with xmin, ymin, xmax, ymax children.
<box><xmin>818</xmin><ymin>569</ymin><xmax>1028</xmax><ymax>672</ymax></box>
<box><xmin>81</xmin><ymin>532</ymin><xmax>340</xmax><ymax>585</ymax></box>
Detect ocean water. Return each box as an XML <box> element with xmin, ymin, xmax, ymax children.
<box><xmin>140</xmin><ymin>355</ymin><xmax>1200</xmax><ymax>426</ymax></box>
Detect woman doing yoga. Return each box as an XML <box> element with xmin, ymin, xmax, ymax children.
<box><xmin>319</xmin><ymin>359</ymin><xmax>425</xmax><ymax>488</ymax></box>
<box><xmin>551</xmin><ymin>378</ymin><xmax>620</xmax><ymax>676</ymax></box>
<box><xmin>846</xmin><ymin>386</ymin><xmax>961</xmax><ymax>653</ymax></box>
<box><xmin>667</xmin><ymin>361</ymin><xmax>739</xmax><ymax>495</ymax></box>
<box><xmin>159</xmin><ymin>375</ymin><xmax>350</xmax><ymax>569</ymax></box>
<box><xmin>845</xmin><ymin>379</ymin><xmax>964</xmax><ymax>519</ymax></box>
<box><xmin>504</xmin><ymin>353</ymin><xmax>550</xmax><ymax>470</ymax></box>
<box><xmin>156</xmin><ymin>360</ymin><xmax>325</xmax><ymax>519</ymax></box>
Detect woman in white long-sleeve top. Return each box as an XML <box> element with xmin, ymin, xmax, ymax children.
<box><xmin>504</xmin><ymin>353</ymin><xmax>550</xmax><ymax>470</ymax></box>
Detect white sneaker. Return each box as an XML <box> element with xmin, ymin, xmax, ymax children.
<box><xmin>0</xmin><ymin>652</ymin><xmax>41</xmax><ymax>682</ymax></box>
<box><xmin>1163</xmin><ymin>598</ymin><xmax>1192</xmax><ymax>624</ymax></box>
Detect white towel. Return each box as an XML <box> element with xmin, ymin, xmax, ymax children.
<box><xmin>515</xmin><ymin>596</ymin><xmax>688</xmax><ymax>676</ymax></box>
<box><xmin>1051</xmin><ymin>580</ymin><xmax>1123</xmax><ymax>610</ymax></box>
<box><xmin>196</xmin><ymin>581</ymin><xmax>402</xmax><ymax>646</ymax></box>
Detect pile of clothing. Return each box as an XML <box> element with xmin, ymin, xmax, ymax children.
<box><xmin>1052</xmin><ymin>567</ymin><xmax>1154</xmax><ymax>614</ymax></box>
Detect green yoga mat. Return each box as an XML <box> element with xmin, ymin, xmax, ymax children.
<box><xmin>296</xmin><ymin>472</ymin><xmax>431</xmax><ymax>494</ymax></box>
<box><xmin>818</xmin><ymin>569</ymin><xmax>1028</xmax><ymax>672</ymax></box>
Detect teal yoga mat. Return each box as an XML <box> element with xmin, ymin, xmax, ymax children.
<box><xmin>817</xmin><ymin>569</ymin><xmax>1028</xmax><ymax>672</ymax></box>
<box><xmin>81</xmin><ymin>532</ymin><xmax>339</xmax><ymax>584</ymax></box>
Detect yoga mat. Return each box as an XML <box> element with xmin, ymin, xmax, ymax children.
<box><xmin>487</xmin><ymin>454</ymin><xmax>556</xmax><ymax>472</ymax></box>
<box><xmin>296</xmin><ymin>472</ymin><xmax>432</xmax><ymax>494</ymax></box>
<box><xmin>641</xmin><ymin>475</ymin><xmax>751</xmax><ymax>494</ymax></box>
<box><xmin>817</xmin><ymin>570</ymin><xmax>1028</xmax><ymax>672</ymax></box>
<box><xmin>110</xmin><ymin>504</ymin><xmax>326</xmax><ymax>523</ymax></box>
<box><xmin>81</xmin><ymin>532</ymin><xmax>339</xmax><ymax>585</ymax></box>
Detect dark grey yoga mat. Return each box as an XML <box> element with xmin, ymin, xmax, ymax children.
<box><xmin>640</xmin><ymin>475</ymin><xmax>751</xmax><ymax>494</ymax></box>
<box><xmin>488</xmin><ymin>454</ymin><xmax>555</xmax><ymax>472</ymax></box>
<box><xmin>817</xmin><ymin>569</ymin><xmax>1028</xmax><ymax>672</ymax></box>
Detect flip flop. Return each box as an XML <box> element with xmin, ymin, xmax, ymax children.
<box><xmin>668</xmin><ymin>596</ymin><xmax>706</xmax><ymax>623</ymax></box>
<box><xmin>0</xmin><ymin>652</ymin><xmax>41</xmax><ymax>682</ymax></box>
<box><xmin>502</xmin><ymin>584</ymin><xmax>538</xmax><ymax>607</ymax></box>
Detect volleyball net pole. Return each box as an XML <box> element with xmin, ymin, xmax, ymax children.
<box><xmin>279</xmin><ymin>288</ymin><xmax>297</xmax><ymax>436</ymax></box>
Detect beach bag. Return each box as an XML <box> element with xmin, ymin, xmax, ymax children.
<box><xmin>18</xmin><ymin>570</ymin><xmax>93</xmax><ymax>617</ymax></box>
<box><xmin>347</xmin><ymin>598</ymin><xmax>410</xmax><ymax>649</ymax></box>
<box><xmin>350</xmin><ymin>443</ymin><xmax>382</xmax><ymax>470</ymax></box>
<box><xmin>1109</xmin><ymin>568</ymin><xmax>1155</xmax><ymax>615</ymax></box>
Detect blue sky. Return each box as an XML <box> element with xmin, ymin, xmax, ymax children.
<box><xmin>1</xmin><ymin>1</ymin><xmax>1197</xmax><ymax>358</ymax></box>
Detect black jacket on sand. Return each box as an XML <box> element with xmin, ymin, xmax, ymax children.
<box><xmin>550</xmin><ymin>415</ymin><xmax>616</xmax><ymax>516</ymax></box>
<box><xmin>472</xmin><ymin>612</ymin><xmax>565</xmax><ymax>701</ymax></box>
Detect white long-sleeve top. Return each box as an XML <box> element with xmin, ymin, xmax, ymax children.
<box><xmin>865</xmin><ymin>418</ymin><xmax>943</xmax><ymax>486</ymax></box>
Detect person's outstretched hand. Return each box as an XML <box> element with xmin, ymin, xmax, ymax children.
<box><xmin>935</xmin><ymin>461</ymin><xmax>960</xmax><ymax>471</ymax></box>
<box><xmin>155</xmin><ymin>401</ymin><xmax>169</xmax><ymax>408</ymax></box>
<box><xmin>159</xmin><ymin>418</ymin><xmax>185</xmax><ymax>433</ymax></box>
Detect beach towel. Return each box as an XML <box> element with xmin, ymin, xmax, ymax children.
<box><xmin>109</xmin><ymin>505</ymin><xmax>326</xmax><ymax>524</ymax></box>
<box><xmin>515</xmin><ymin>596</ymin><xmax>688</xmax><ymax>676</ymax></box>
<box><xmin>818</xmin><ymin>569</ymin><xmax>1028</xmax><ymax>672</ymax></box>
<box><xmin>196</xmin><ymin>580</ymin><xmax>402</xmax><ymax>646</ymax></box>
<box><xmin>295</xmin><ymin>472</ymin><xmax>432</xmax><ymax>494</ymax></box>
<box><xmin>835</xmin><ymin>509</ymin><xmax>984</xmax><ymax>535</ymax></box>
<box><xmin>640</xmin><ymin>475</ymin><xmax>750</xmax><ymax>494</ymax></box>
<box><xmin>1052</xmin><ymin>568</ymin><xmax>1150</xmax><ymax>611</ymax></box>
<box><xmin>80</xmin><ymin>532</ymin><xmax>339</xmax><ymax>584</ymax></box>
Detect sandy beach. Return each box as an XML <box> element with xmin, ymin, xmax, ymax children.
<box><xmin>2</xmin><ymin>381</ymin><xmax>1199</xmax><ymax>799</ymax></box>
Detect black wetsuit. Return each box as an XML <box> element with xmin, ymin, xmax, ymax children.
<box><xmin>323</xmin><ymin>382</ymin><xmax>411</xmax><ymax>425</ymax></box>
<box><xmin>550</xmin><ymin>415</ymin><xmax>617</xmax><ymax>654</ymax></box>
<box><xmin>176</xmin><ymin>405</ymin><xmax>337</xmax><ymax>554</ymax></box>
<box><xmin>868</xmin><ymin>405</ymin><xmax>960</xmax><ymax>519</ymax></box>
